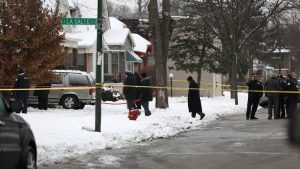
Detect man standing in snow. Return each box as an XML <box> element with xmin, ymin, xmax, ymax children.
<box><xmin>123</xmin><ymin>72</ymin><xmax>137</xmax><ymax>110</ymax></box>
<box><xmin>265</xmin><ymin>74</ymin><xmax>280</xmax><ymax>119</ymax></box>
<box><xmin>246</xmin><ymin>73</ymin><xmax>263</xmax><ymax>120</ymax></box>
<box><xmin>13</xmin><ymin>68</ymin><xmax>30</xmax><ymax>113</ymax></box>
<box><xmin>140</xmin><ymin>72</ymin><xmax>153</xmax><ymax>116</ymax></box>
<box><xmin>187</xmin><ymin>76</ymin><xmax>205</xmax><ymax>120</ymax></box>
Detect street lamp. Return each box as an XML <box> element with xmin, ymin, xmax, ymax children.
<box><xmin>169</xmin><ymin>73</ymin><xmax>174</xmax><ymax>97</ymax></box>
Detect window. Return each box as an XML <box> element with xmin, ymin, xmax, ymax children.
<box><xmin>77</xmin><ymin>54</ymin><xmax>85</xmax><ymax>71</ymax></box>
<box><xmin>104</xmin><ymin>51</ymin><xmax>125</xmax><ymax>82</ymax></box>
<box><xmin>112</xmin><ymin>53</ymin><xmax>119</xmax><ymax>77</ymax></box>
<box><xmin>68</xmin><ymin>74</ymin><xmax>90</xmax><ymax>86</ymax></box>
<box><xmin>126</xmin><ymin>62</ymin><xmax>132</xmax><ymax>72</ymax></box>
<box><xmin>52</xmin><ymin>74</ymin><xmax>63</xmax><ymax>85</ymax></box>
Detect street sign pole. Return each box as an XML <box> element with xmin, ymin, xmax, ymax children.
<box><xmin>95</xmin><ymin>0</ymin><xmax>102</xmax><ymax>132</ymax></box>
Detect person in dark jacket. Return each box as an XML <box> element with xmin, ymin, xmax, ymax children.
<box><xmin>246</xmin><ymin>73</ymin><xmax>263</xmax><ymax>120</ymax></box>
<box><xmin>33</xmin><ymin>83</ymin><xmax>50</xmax><ymax>110</ymax></box>
<box><xmin>285</xmin><ymin>74</ymin><xmax>298</xmax><ymax>118</ymax></box>
<box><xmin>123</xmin><ymin>72</ymin><xmax>137</xmax><ymax>110</ymax></box>
<box><xmin>134</xmin><ymin>72</ymin><xmax>142</xmax><ymax>110</ymax></box>
<box><xmin>13</xmin><ymin>68</ymin><xmax>30</xmax><ymax>113</ymax></box>
<box><xmin>187</xmin><ymin>76</ymin><xmax>205</xmax><ymax>120</ymax></box>
<box><xmin>140</xmin><ymin>72</ymin><xmax>153</xmax><ymax>116</ymax></box>
<box><xmin>277</xmin><ymin>75</ymin><xmax>287</xmax><ymax>118</ymax></box>
<box><xmin>265</xmin><ymin>75</ymin><xmax>280</xmax><ymax>119</ymax></box>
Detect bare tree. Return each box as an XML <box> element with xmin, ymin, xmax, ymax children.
<box><xmin>137</xmin><ymin>0</ymin><xmax>149</xmax><ymax>15</ymax></box>
<box><xmin>186</xmin><ymin>0</ymin><xmax>300</xmax><ymax>105</ymax></box>
<box><xmin>148</xmin><ymin>0</ymin><xmax>170</xmax><ymax>108</ymax></box>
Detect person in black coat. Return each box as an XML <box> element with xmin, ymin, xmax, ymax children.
<box><xmin>187</xmin><ymin>76</ymin><xmax>205</xmax><ymax>120</ymax></box>
<box><xmin>123</xmin><ymin>72</ymin><xmax>137</xmax><ymax>110</ymax></box>
<box><xmin>134</xmin><ymin>72</ymin><xmax>142</xmax><ymax>109</ymax></box>
<box><xmin>246</xmin><ymin>73</ymin><xmax>263</xmax><ymax>120</ymax></box>
<box><xmin>285</xmin><ymin>74</ymin><xmax>298</xmax><ymax>118</ymax></box>
<box><xmin>13</xmin><ymin>69</ymin><xmax>30</xmax><ymax>113</ymax></box>
<box><xmin>33</xmin><ymin>83</ymin><xmax>50</xmax><ymax>110</ymax></box>
<box><xmin>140</xmin><ymin>72</ymin><xmax>153</xmax><ymax>116</ymax></box>
<box><xmin>277</xmin><ymin>75</ymin><xmax>287</xmax><ymax>118</ymax></box>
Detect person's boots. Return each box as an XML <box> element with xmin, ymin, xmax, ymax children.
<box><xmin>200</xmin><ymin>113</ymin><xmax>205</xmax><ymax>120</ymax></box>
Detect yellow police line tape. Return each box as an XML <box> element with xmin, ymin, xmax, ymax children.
<box><xmin>0</xmin><ymin>83</ymin><xmax>299</xmax><ymax>94</ymax></box>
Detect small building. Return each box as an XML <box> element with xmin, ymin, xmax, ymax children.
<box><xmin>102</xmin><ymin>17</ymin><xmax>143</xmax><ymax>82</ymax></box>
<box><xmin>270</xmin><ymin>48</ymin><xmax>297</xmax><ymax>76</ymax></box>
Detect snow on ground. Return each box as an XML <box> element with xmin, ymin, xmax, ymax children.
<box><xmin>19</xmin><ymin>92</ymin><xmax>250</xmax><ymax>165</ymax></box>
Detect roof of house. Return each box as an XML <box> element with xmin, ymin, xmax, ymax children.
<box><xmin>103</xmin><ymin>28</ymin><xmax>135</xmax><ymax>46</ymax></box>
<box><xmin>65</xmin><ymin>30</ymin><xmax>96</xmax><ymax>48</ymax></box>
<box><xmin>109</xmin><ymin>17</ymin><xmax>127</xmax><ymax>29</ymax></box>
<box><xmin>132</xmin><ymin>33</ymin><xmax>151</xmax><ymax>53</ymax></box>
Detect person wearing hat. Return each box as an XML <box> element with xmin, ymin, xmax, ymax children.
<box><xmin>187</xmin><ymin>76</ymin><xmax>205</xmax><ymax>120</ymax></box>
<box><xmin>265</xmin><ymin>74</ymin><xmax>280</xmax><ymax>119</ymax></box>
<box><xmin>246</xmin><ymin>73</ymin><xmax>263</xmax><ymax>120</ymax></box>
<box><xmin>13</xmin><ymin>68</ymin><xmax>30</xmax><ymax>113</ymax></box>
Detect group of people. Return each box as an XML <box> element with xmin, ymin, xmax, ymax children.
<box><xmin>246</xmin><ymin>73</ymin><xmax>298</xmax><ymax>120</ymax></box>
<box><xmin>123</xmin><ymin>73</ymin><xmax>206</xmax><ymax>120</ymax></box>
<box><xmin>123</xmin><ymin>72</ymin><xmax>153</xmax><ymax>116</ymax></box>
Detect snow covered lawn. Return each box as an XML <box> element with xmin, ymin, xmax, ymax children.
<box><xmin>19</xmin><ymin>92</ymin><xmax>249</xmax><ymax>165</ymax></box>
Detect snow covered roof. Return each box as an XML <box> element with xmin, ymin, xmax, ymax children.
<box><xmin>65</xmin><ymin>30</ymin><xmax>95</xmax><ymax>48</ymax></box>
<box><xmin>132</xmin><ymin>33</ymin><xmax>151</xmax><ymax>53</ymax></box>
<box><xmin>103</xmin><ymin>28</ymin><xmax>135</xmax><ymax>46</ymax></box>
<box><xmin>109</xmin><ymin>17</ymin><xmax>127</xmax><ymax>29</ymax></box>
<box><xmin>64</xmin><ymin>27</ymin><xmax>112</xmax><ymax>49</ymax></box>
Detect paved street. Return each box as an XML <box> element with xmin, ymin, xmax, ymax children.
<box><xmin>41</xmin><ymin>108</ymin><xmax>300</xmax><ymax>169</ymax></box>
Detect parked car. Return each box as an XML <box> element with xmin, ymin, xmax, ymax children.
<box><xmin>0</xmin><ymin>93</ymin><xmax>37</xmax><ymax>169</ymax></box>
<box><xmin>28</xmin><ymin>70</ymin><xmax>95</xmax><ymax>109</ymax></box>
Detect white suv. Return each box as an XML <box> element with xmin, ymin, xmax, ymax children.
<box><xmin>28</xmin><ymin>70</ymin><xmax>95</xmax><ymax>109</ymax></box>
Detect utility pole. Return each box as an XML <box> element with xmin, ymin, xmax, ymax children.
<box><xmin>95</xmin><ymin>0</ymin><xmax>102</xmax><ymax>132</ymax></box>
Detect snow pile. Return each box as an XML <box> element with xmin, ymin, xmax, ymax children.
<box><xmin>20</xmin><ymin>92</ymin><xmax>250</xmax><ymax>165</ymax></box>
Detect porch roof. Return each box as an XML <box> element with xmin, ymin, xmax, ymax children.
<box><xmin>126</xmin><ymin>50</ymin><xmax>143</xmax><ymax>63</ymax></box>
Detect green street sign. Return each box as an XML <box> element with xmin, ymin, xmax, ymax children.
<box><xmin>271</xmin><ymin>56</ymin><xmax>281</xmax><ymax>60</ymax></box>
<box><xmin>61</xmin><ymin>18</ymin><xmax>97</xmax><ymax>25</ymax></box>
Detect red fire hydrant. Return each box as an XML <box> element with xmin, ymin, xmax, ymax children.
<box><xmin>128</xmin><ymin>109</ymin><xmax>141</xmax><ymax>120</ymax></box>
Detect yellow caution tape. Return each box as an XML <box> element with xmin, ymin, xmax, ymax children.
<box><xmin>0</xmin><ymin>83</ymin><xmax>299</xmax><ymax>94</ymax></box>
